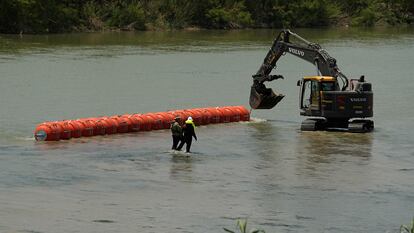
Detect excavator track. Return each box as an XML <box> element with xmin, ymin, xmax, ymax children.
<box><xmin>348</xmin><ymin>120</ymin><xmax>374</xmax><ymax>133</ymax></box>
<box><xmin>300</xmin><ymin>118</ymin><xmax>374</xmax><ymax>133</ymax></box>
<box><xmin>300</xmin><ymin>118</ymin><xmax>326</xmax><ymax>131</ymax></box>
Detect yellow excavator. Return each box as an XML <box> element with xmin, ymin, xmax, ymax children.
<box><xmin>250</xmin><ymin>30</ymin><xmax>373</xmax><ymax>132</ymax></box>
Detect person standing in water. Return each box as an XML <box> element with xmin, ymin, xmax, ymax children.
<box><xmin>170</xmin><ymin>116</ymin><xmax>183</xmax><ymax>150</ymax></box>
<box><xmin>177</xmin><ymin>116</ymin><xmax>197</xmax><ymax>153</ymax></box>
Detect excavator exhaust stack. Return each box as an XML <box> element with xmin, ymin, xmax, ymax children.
<box><xmin>249</xmin><ymin>85</ymin><xmax>285</xmax><ymax>109</ymax></box>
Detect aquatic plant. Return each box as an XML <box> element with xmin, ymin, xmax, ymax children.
<box><xmin>400</xmin><ymin>217</ymin><xmax>414</xmax><ymax>233</ymax></box>
<box><xmin>223</xmin><ymin>219</ymin><xmax>265</xmax><ymax>233</ymax></box>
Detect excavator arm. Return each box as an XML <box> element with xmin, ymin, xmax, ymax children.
<box><xmin>250</xmin><ymin>29</ymin><xmax>349</xmax><ymax>109</ymax></box>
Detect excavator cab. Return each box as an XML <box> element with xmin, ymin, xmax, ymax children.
<box><xmin>299</xmin><ymin>76</ymin><xmax>337</xmax><ymax>113</ymax></box>
<box><xmin>249</xmin><ymin>83</ymin><xmax>285</xmax><ymax>109</ymax></box>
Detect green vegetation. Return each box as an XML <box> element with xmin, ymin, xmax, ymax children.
<box><xmin>224</xmin><ymin>217</ymin><xmax>414</xmax><ymax>233</ymax></box>
<box><xmin>224</xmin><ymin>219</ymin><xmax>266</xmax><ymax>233</ymax></box>
<box><xmin>401</xmin><ymin>217</ymin><xmax>414</xmax><ymax>233</ymax></box>
<box><xmin>0</xmin><ymin>0</ymin><xmax>413</xmax><ymax>33</ymax></box>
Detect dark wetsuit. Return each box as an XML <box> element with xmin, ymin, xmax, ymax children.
<box><xmin>177</xmin><ymin>120</ymin><xmax>197</xmax><ymax>153</ymax></box>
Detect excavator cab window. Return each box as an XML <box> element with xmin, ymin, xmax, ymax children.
<box><xmin>321</xmin><ymin>82</ymin><xmax>336</xmax><ymax>91</ymax></box>
<box><xmin>301</xmin><ymin>80</ymin><xmax>320</xmax><ymax>110</ymax></box>
<box><xmin>310</xmin><ymin>81</ymin><xmax>320</xmax><ymax>109</ymax></box>
<box><xmin>301</xmin><ymin>80</ymin><xmax>312</xmax><ymax>108</ymax></box>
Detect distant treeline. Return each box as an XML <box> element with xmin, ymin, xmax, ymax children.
<box><xmin>1</xmin><ymin>0</ymin><xmax>413</xmax><ymax>34</ymax></box>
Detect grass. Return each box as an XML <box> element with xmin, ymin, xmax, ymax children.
<box><xmin>223</xmin><ymin>219</ymin><xmax>265</xmax><ymax>233</ymax></box>
<box><xmin>401</xmin><ymin>217</ymin><xmax>414</xmax><ymax>233</ymax></box>
<box><xmin>224</xmin><ymin>216</ymin><xmax>414</xmax><ymax>233</ymax></box>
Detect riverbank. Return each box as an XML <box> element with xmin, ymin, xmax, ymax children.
<box><xmin>1</xmin><ymin>0</ymin><xmax>413</xmax><ymax>34</ymax></box>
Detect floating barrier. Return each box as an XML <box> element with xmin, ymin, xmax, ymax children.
<box><xmin>34</xmin><ymin>106</ymin><xmax>250</xmax><ymax>141</ymax></box>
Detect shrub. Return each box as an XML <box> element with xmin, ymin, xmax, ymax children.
<box><xmin>351</xmin><ymin>7</ymin><xmax>378</xmax><ymax>26</ymax></box>
<box><xmin>108</xmin><ymin>3</ymin><xmax>145</xmax><ymax>30</ymax></box>
<box><xmin>205</xmin><ymin>1</ymin><xmax>252</xmax><ymax>29</ymax></box>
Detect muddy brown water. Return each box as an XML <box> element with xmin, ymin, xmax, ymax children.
<box><xmin>0</xmin><ymin>28</ymin><xmax>413</xmax><ymax>233</ymax></box>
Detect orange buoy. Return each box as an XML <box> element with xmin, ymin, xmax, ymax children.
<box><xmin>34</xmin><ymin>122</ymin><xmax>61</xmax><ymax>141</ymax></box>
<box><xmin>110</xmin><ymin>115</ymin><xmax>131</xmax><ymax>133</ymax></box>
<box><xmin>34</xmin><ymin>106</ymin><xmax>250</xmax><ymax>141</ymax></box>
<box><xmin>93</xmin><ymin>118</ymin><xmax>107</xmax><ymax>136</ymax></box>
<box><xmin>119</xmin><ymin>116</ymin><xmax>133</xmax><ymax>133</ymax></box>
<box><xmin>140</xmin><ymin>114</ymin><xmax>155</xmax><ymax>130</ymax></box>
<box><xmin>224</xmin><ymin>107</ymin><xmax>237</xmax><ymax>122</ymax></box>
<box><xmin>154</xmin><ymin>112</ymin><xmax>175</xmax><ymax>129</ymax></box>
<box><xmin>146</xmin><ymin>113</ymin><xmax>165</xmax><ymax>130</ymax></box>
<box><xmin>196</xmin><ymin>108</ymin><xmax>211</xmax><ymax>125</ymax></box>
<box><xmin>204</xmin><ymin>108</ymin><xmax>221</xmax><ymax>123</ymax></box>
<box><xmin>124</xmin><ymin>114</ymin><xmax>140</xmax><ymax>132</ymax></box>
<box><xmin>167</xmin><ymin>110</ymin><xmax>187</xmax><ymax>123</ymax></box>
<box><xmin>234</xmin><ymin>106</ymin><xmax>250</xmax><ymax>121</ymax></box>
<box><xmin>134</xmin><ymin>114</ymin><xmax>151</xmax><ymax>131</ymax></box>
<box><xmin>79</xmin><ymin>119</ymin><xmax>96</xmax><ymax>137</ymax></box>
<box><xmin>100</xmin><ymin>117</ymin><xmax>117</xmax><ymax>134</ymax></box>
<box><xmin>67</xmin><ymin>120</ymin><xmax>83</xmax><ymax>138</ymax></box>
<box><xmin>57</xmin><ymin>121</ymin><xmax>75</xmax><ymax>140</ymax></box>
<box><xmin>226</xmin><ymin>107</ymin><xmax>242</xmax><ymax>122</ymax></box>
<box><xmin>215</xmin><ymin>107</ymin><xmax>230</xmax><ymax>123</ymax></box>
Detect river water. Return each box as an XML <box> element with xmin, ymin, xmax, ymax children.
<box><xmin>0</xmin><ymin>28</ymin><xmax>413</xmax><ymax>233</ymax></box>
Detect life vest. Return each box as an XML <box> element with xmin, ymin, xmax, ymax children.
<box><xmin>185</xmin><ymin>119</ymin><xmax>196</xmax><ymax>129</ymax></box>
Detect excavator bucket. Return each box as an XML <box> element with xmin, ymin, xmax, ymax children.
<box><xmin>249</xmin><ymin>85</ymin><xmax>285</xmax><ymax>109</ymax></box>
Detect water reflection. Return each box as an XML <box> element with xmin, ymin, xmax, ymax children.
<box><xmin>246</xmin><ymin>120</ymin><xmax>373</xmax><ymax>170</ymax></box>
<box><xmin>246</xmin><ymin>120</ymin><xmax>283</xmax><ymax>159</ymax></box>
<box><xmin>297</xmin><ymin>131</ymin><xmax>373</xmax><ymax>158</ymax></box>
<box><xmin>294</xmin><ymin>131</ymin><xmax>373</xmax><ymax>178</ymax></box>
<box><xmin>245</xmin><ymin>122</ymin><xmax>377</xmax><ymax>233</ymax></box>
<box><xmin>169</xmin><ymin>155</ymin><xmax>193</xmax><ymax>183</ymax></box>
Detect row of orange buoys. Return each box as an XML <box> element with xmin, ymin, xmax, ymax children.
<box><xmin>34</xmin><ymin>106</ymin><xmax>250</xmax><ymax>141</ymax></box>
